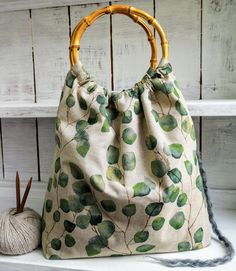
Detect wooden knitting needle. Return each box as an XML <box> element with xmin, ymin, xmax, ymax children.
<box><xmin>15</xmin><ymin>171</ymin><xmax>21</xmax><ymax>213</ymax></box>
<box><xmin>19</xmin><ymin>177</ymin><xmax>32</xmax><ymax>213</ymax></box>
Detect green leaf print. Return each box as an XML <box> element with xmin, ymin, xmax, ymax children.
<box><xmin>88</xmin><ymin>108</ymin><xmax>98</xmax><ymax>125</ymax></box>
<box><xmin>64</xmin><ymin>220</ymin><xmax>76</xmax><ymax>233</ymax></box>
<box><xmin>65</xmin><ymin>234</ymin><xmax>76</xmax><ymax>247</ymax></box>
<box><xmin>97</xmin><ymin>220</ymin><xmax>115</xmax><ymax>239</ymax></box>
<box><xmin>87</xmin><ymin>84</ymin><xmax>97</xmax><ymax>93</ymax></box>
<box><xmin>196</xmin><ymin>175</ymin><xmax>204</xmax><ymax>193</ymax></box>
<box><xmin>134</xmin><ymin>100</ymin><xmax>142</xmax><ymax>114</ymax></box>
<box><xmin>86</xmin><ymin>235</ymin><xmax>107</xmax><ymax>256</ymax></box>
<box><xmin>145</xmin><ymin>135</ymin><xmax>157</xmax><ymax>150</ymax></box>
<box><xmin>144</xmin><ymin>177</ymin><xmax>156</xmax><ymax>189</ymax></box>
<box><xmin>49</xmin><ymin>255</ymin><xmax>61</xmax><ymax>260</ymax></box>
<box><xmin>152</xmin><ymin>217</ymin><xmax>165</xmax><ymax>231</ymax></box>
<box><xmin>151</xmin><ymin>110</ymin><xmax>160</xmax><ymax>122</ymax></box>
<box><xmin>96</xmin><ymin>94</ymin><xmax>107</xmax><ymax>104</ymax></box>
<box><xmin>162</xmin><ymin>185</ymin><xmax>180</xmax><ymax>203</ymax></box>
<box><xmin>122</xmin><ymin>128</ymin><xmax>137</xmax><ymax>145</ymax></box>
<box><xmin>53</xmin><ymin>210</ymin><xmax>61</xmax><ymax>222</ymax></box>
<box><xmin>122</xmin><ymin>110</ymin><xmax>132</xmax><ymax>123</ymax></box>
<box><xmin>133</xmin><ymin>182</ymin><xmax>151</xmax><ymax>197</ymax></box>
<box><xmin>69</xmin><ymin>162</ymin><xmax>84</xmax><ymax>179</ymax></box>
<box><xmin>58</xmin><ymin>172</ymin><xmax>68</xmax><ymax>187</ymax></box>
<box><xmin>76</xmin><ymin>214</ymin><xmax>91</xmax><ymax>229</ymax></box>
<box><xmin>47</xmin><ymin>177</ymin><xmax>52</xmax><ymax>192</ymax></box>
<box><xmin>177</xmin><ymin>193</ymin><xmax>188</xmax><ymax>207</ymax></box>
<box><xmin>169</xmin><ymin>143</ymin><xmax>184</xmax><ymax>159</ymax></box>
<box><xmin>169</xmin><ymin>211</ymin><xmax>185</xmax><ymax>230</ymax></box>
<box><xmin>76</xmin><ymin>120</ymin><xmax>88</xmax><ymax>133</ymax></box>
<box><xmin>106</xmin><ymin>166</ymin><xmax>122</xmax><ymax>182</ymax></box>
<box><xmin>55</xmin><ymin>157</ymin><xmax>61</xmax><ymax>173</ymax></box>
<box><xmin>51</xmin><ymin>238</ymin><xmax>61</xmax><ymax>251</ymax></box>
<box><xmin>167</xmin><ymin>168</ymin><xmax>182</xmax><ymax>183</ymax></box>
<box><xmin>178</xmin><ymin>241</ymin><xmax>191</xmax><ymax>251</ymax></box>
<box><xmin>66</xmin><ymin>94</ymin><xmax>75</xmax><ymax>108</ymax></box>
<box><xmin>79</xmin><ymin>96</ymin><xmax>87</xmax><ymax>110</ymax></box>
<box><xmin>122</xmin><ymin>204</ymin><xmax>136</xmax><ymax>217</ymax></box>
<box><xmin>159</xmin><ymin>115</ymin><xmax>177</xmax><ymax>132</ymax></box>
<box><xmin>60</xmin><ymin>199</ymin><xmax>70</xmax><ymax>213</ymax></box>
<box><xmin>190</xmin><ymin>125</ymin><xmax>196</xmax><ymax>140</ymax></box>
<box><xmin>181</xmin><ymin>117</ymin><xmax>192</xmax><ymax>134</ymax></box>
<box><xmin>136</xmin><ymin>244</ymin><xmax>155</xmax><ymax>253</ymax></box>
<box><xmin>79</xmin><ymin>192</ymin><xmax>96</xmax><ymax>206</ymax></box>
<box><xmin>65</xmin><ymin>71</ymin><xmax>76</xmax><ymax>88</ymax></box>
<box><xmin>194</xmin><ymin>227</ymin><xmax>204</xmax><ymax>243</ymax></box>
<box><xmin>76</xmin><ymin>141</ymin><xmax>90</xmax><ymax>158</ymax></box>
<box><xmin>89</xmin><ymin>205</ymin><xmax>102</xmax><ymax>225</ymax></box>
<box><xmin>101</xmin><ymin>119</ymin><xmax>110</xmax><ymax>132</ymax></box>
<box><xmin>145</xmin><ymin>202</ymin><xmax>163</xmax><ymax>216</ymax></box>
<box><xmin>151</xmin><ymin>159</ymin><xmax>168</xmax><ymax>177</ymax></box>
<box><xmin>68</xmin><ymin>195</ymin><xmax>84</xmax><ymax>212</ymax></box>
<box><xmin>106</xmin><ymin>145</ymin><xmax>119</xmax><ymax>165</ymax></box>
<box><xmin>45</xmin><ymin>199</ymin><xmax>53</xmax><ymax>212</ymax></box>
<box><xmin>53</xmin><ymin>175</ymin><xmax>57</xmax><ymax>188</ymax></box>
<box><xmin>72</xmin><ymin>181</ymin><xmax>91</xmax><ymax>195</ymax></box>
<box><xmin>175</xmin><ymin>100</ymin><xmax>188</xmax><ymax>116</ymax></box>
<box><xmin>122</xmin><ymin>152</ymin><xmax>136</xmax><ymax>171</ymax></box>
<box><xmin>134</xmin><ymin>231</ymin><xmax>149</xmax><ymax>243</ymax></box>
<box><xmin>184</xmin><ymin>160</ymin><xmax>193</xmax><ymax>175</ymax></box>
<box><xmin>101</xmin><ymin>200</ymin><xmax>116</xmax><ymax>212</ymax></box>
<box><xmin>90</xmin><ymin>175</ymin><xmax>105</xmax><ymax>192</ymax></box>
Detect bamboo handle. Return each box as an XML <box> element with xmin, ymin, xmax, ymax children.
<box><xmin>69</xmin><ymin>5</ymin><xmax>169</xmax><ymax>69</ymax></box>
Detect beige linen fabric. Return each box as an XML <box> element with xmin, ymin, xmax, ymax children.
<box><xmin>41</xmin><ymin>59</ymin><xmax>211</xmax><ymax>259</ymax></box>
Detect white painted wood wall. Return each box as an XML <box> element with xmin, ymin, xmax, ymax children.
<box><xmin>0</xmin><ymin>0</ymin><xmax>235</xmax><ymax>213</ymax></box>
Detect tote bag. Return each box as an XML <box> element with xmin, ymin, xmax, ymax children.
<box><xmin>41</xmin><ymin>5</ymin><xmax>234</xmax><ymax>267</ymax></box>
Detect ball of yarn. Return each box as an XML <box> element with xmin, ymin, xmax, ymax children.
<box><xmin>0</xmin><ymin>207</ymin><xmax>41</xmax><ymax>255</ymax></box>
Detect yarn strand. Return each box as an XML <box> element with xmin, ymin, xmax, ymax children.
<box><xmin>146</xmin><ymin>150</ymin><xmax>235</xmax><ymax>267</ymax></box>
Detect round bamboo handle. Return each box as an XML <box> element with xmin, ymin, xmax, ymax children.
<box><xmin>69</xmin><ymin>5</ymin><xmax>169</xmax><ymax>69</ymax></box>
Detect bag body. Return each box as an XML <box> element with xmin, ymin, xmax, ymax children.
<box><xmin>41</xmin><ymin>59</ymin><xmax>211</xmax><ymax>259</ymax></box>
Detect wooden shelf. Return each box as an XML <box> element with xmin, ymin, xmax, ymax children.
<box><xmin>0</xmin><ymin>208</ymin><xmax>235</xmax><ymax>271</ymax></box>
<box><xmin>0</xmin><ymin>100</ymin><xmax>236</xmax><ymax>118</ymax></box>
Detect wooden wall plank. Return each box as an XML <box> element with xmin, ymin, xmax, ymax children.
<box><xmin>202</xmin><ymin>0</ymin><xmax>236</xmax><ymax>99</ymax></box>
<box><xmin>0</xmin><ymin>10</ymin><xmax>34</xmax><ymax>102</ymax></box>
<box><xmin>202</xmin><ymin>117</ymin><xmax>236</xmax><ymax>190</ymax></box>
<box><xmin>32</xmin><ymin>7</ymin><xmax>70</xmax><ymax>102</ymax></box>
<box><xmin>0</xmin><ymin>0</ymin><xmax>120</xmax><ymax>13</ymax></box>
<box><xmin>1</xmin><ymin>118</ymin><xmax>38</xmax><ymax>182</ymax></box>
<box><xmin>37</xmin><ymin>118</ymin><xmax>55</xmax><ymax>182</ymax></box>
<box><xmin>70</xmin><ymin>2</ymin><xmax>111</xmax><ymax>89</ymax></box>
<box><xmin>112</xmin><ymin>0</ymin><xmax>153</xmax><ymax>91</ymax></box>
<box><xmin>155</xmin><ymin>0</ymin><xmax>201</xmax><ymax>100</ymax></box>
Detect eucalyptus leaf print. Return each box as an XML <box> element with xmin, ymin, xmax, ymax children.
<box><xmin>151</xmin><ymin>159</ymin><xmax>168</xmax><ymax>177</ymax></box>
<box><xmin>65</xmin><ymin>71</ymin><xmax>76</xmax><ymax>88</ymax></box>
<box><xmin>133</xmin><ymin>182</ymin><xmax>151</xmax><ymax>197</ymax></box>
<box><xmin>122</xmin><ymin>110</ymin><xmax>132</xmax><ymax>123</ymax></box>
<box><xmin>136</xmin><ymin>244</ymin><xmax>155</xmax><ymax>253</ymax></box>
<box><xmin>122</xmin><ymin>204</ymin><xmax>136</xmax><ymax>217</ymax></box>
<box><xmin>65</xmin><ymin>234</ymin><xmax>76</xmax><ymax>247</ymax></box>
<box><xmin>46</xmin><ymin>199</ymin><xmax>53</xmax><ymax>212</ymax></box>
<box><xmin>145</xmin><ymin>202</ymin><xmax>163</xmax><ymax>216</ymax></box>
<box><xmin>53</xmin><ymin>211</ymin><xmax>61</xmax><ymax>222</ymax></box>
<box><xmin>106</xmin><ymin>166</ymin><xmax>121</xmax><ymax>182</ymax></box>
<box><xmin>169</xmin><ymin>211</ymin><xmax>185</xmax><ymax>230</ymax></box>
<box><xmin>134</xmin><ymin>231</ymin><xmax>149</xmax><ymax>243</ymax></box>
<box><xmin>69</xmin><ymin>162</ymin><xmax>84</xmax><ymax>179</ymax></box>
<box><xmin>88</xmin><ymin>108</ymin><xmax>98</xmax><ymax>125</ymax></box>
<box><xmin>68</xmin><ymin>195</ymin><xmax>84</xmax><ymax>212</ymax></box>
<box><xmin>169</xmin><ymin>143</ymin><xmax>184</xmax><ymax>159</ymax></box>
<box><xmin>134</xmin><ymin>100</ymin><xmax>142</xmax><ymax>114</ymax></box>
<box><xmin>175</xmin><ymin>100</ymin><xmax>188</xmax><ymax>116</ymax></box>
<box><xmin>151</xmin><ymin>109</ymin><xmax>159</xmax><ymax>122</ymax></box>
<box><xmin>122</xmin><ymin>152</ymin><xmax>136</xmax><ymax>171</ymax></box>
<box><xmin>162</xmin><ymin>185</ymin><xmax>180</xmax><ymax>203</ymax></box>
<box><xmin>101</xmin><ymin>119</ymin><xmax>110</xmax><ymax>132</ymax></box>
<box><xmin>122</xmin><ymin>128</ymin><xmax>137</xmax><ymax>145</ymax></box>
<box><xmin>145</xmin><ymin>135</ymin><xmax>157</xmax><ymax>150</ymax></box>
<box><xmin>97</xmin><ymin>220</ymin><xmax>115</xmax><ymax>239</ymax></box>
<box><xmin>87</xmin><ymin>83</ymin><xmax>97</xmax><ymax>93</ymax></box>
<box><xmin>60</xmin><ymin>199</ymin><xmax>70</xmax><ymax>213</ymax></box>
<box><xmin>196</xmin><ymin>175</ymin><xmax>204</xmax><ymax>194</ymax></box>
<box><xmin>159</xmin><ymin>115</ymin><xmax>177</xmax><ymax>132</ymax></box>
<box><xmin>152</xmin><ymin>217</ymin><xmax>165</xmax><ymax>231</ymax></box>
<box><xmin>101</xmin><ymin>200</ymin><xmax>116</xmax><ymax>212</ymax></box>
<box><xmin>89</xmin><ymin>205</ymin><xmax>102</xmax><ymax>225</ymax></box>
<box><xmin>51</xmin><ymin>239</ymin><xmax>61</xmax><ymax>251</ymax></box>
<box><xmin>90</xmin><ymin>175</ymin><xmax>105</xmax><ymax>192</ymax></box>
<box><xmin>184</xmin><ymin>160</ymin><xmax>193</xmax><ymax>175</ymax></box>
<box><xmin>194</xmin><ymin>227</ymin><xmax>204</xmax><ymax>243</ymax></box>
<box><xmin>106</xmin><ymin>145</ymin><xmax>119</xmax><ymax>164</ymax></box>
<box><xmin>64</xmin><ymin>220</ymin><xmax>76</xmax><ymax>233</ymax></box>
<box><xmin>79</xmin><ymin>96</ymin><xmax>87</xmax><ymax>110</ymax></box>
<box><xmin>55</xmin><ymin>157</ymin><xmax>61</xmax><ymax>173</ymax></box>
<box><xmin>177</xmin><ymin>193</ymin><xmax>187</xmax><ymax>207</ymax></box>
<box><xmin>167</xmin><ymin>168</ymin><xmax>182</xmax><ymax>183</ymax></box>
<box><xmin>182</xmin><ymin>116</ymin><xmax>192</xmax><ymax>134</ymax></box>
<box><xmin>178</xmin><ymin>241</ymin><xmax>191</xmax><ymax>252</ymax></box>
<box><xmin>76</xmin><ymin>214</ymin><xmax>91</xmax><ymax>229</ymax></box>
<box><xmin>66</xmin><ymin>94</ymin><xmax>75</xmax><ymax>108</ymax></box>
<box><xmin>58</xmin><ymin>172</ymin><xmax>68</xmax><ymax>188</ymax></box>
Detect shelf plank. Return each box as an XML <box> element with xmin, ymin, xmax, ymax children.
<box><xmin>0</xmin><ymin>100</ymin><xmax>236</xmax><ymax>118</ymax></box>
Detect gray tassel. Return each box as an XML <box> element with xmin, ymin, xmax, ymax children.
<box><xmin>146</xmin><ymin>150</ymin><xmax>235</xmax><ymax>267</ymax></box>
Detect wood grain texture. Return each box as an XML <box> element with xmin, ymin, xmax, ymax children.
<box><xmin>37</xmin><ymin>118</ymin><xmax>55</xmax><ymax>182</ymax></box>
<box><xmin>112</xmin><ymin>0</ymin><xmax>153</xmax><ymax>91</ymax></box>
<box><xmin>1</xmin><ymin>118</ymin><xmax>38</xmax><ymax>181</ymax></box>
<box><xmin>155</xmin><ymin>0</ymin><xmax>201</xmax><ymax>99</ymax></box>
<box><xmin>202</xmin><ymin>117</ymin><xmax>236</xmax><ymax>189</ymax></box>
<box><xmin>32</xmin><ymin>7</ymin><xmax>70</xmax><ymax>102</ymax></box>
<box><xmin>70</xmin><ymin>2</ymin><xmax>111</xmax><ymax>89</ymax></box>
<box><xmin>0</xmin><ymin>0</ymin><xmax>120</xmax><ymax>12</ymax></box>
<box><xmin>202</xmin><ymin>0</ymin><xmax>236</xmax><ymax>99</ymax></box>
<box><xmin>0</xmin><ymin>10</ymin><xmax>34</xmax><ymax>102</ymax></box>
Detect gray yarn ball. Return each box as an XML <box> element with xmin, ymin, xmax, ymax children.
<box><xmin>0</xmin><ymin>207</ymin><xmax>41</xmax><ymax>255</ymax></box>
